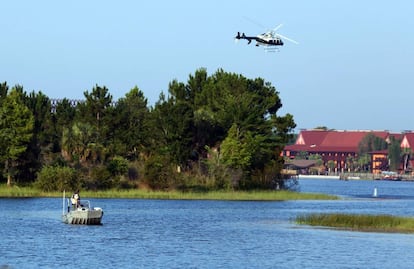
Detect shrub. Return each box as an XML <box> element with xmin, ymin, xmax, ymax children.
<box><xmin>84</xmin><ymin>165</ymin><xmax>115</xmax><ymax>190</ymax></box>
<box><xmin>107</xmin><ymin>156</ymin><xmax>129</xmax><ymax>176</ymax></box>
<box><xmin>35</xmin><ymin>166</ymin><xmax>78</xmax><ymax>192</ymax></box>
<box><xmin>144</xmin><ymin>154</ymin><xmax>176</xmax><ymax>190</ymax></box>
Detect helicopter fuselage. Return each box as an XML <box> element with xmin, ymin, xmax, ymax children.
<box><xmin>235</xmin><ymin>32</ymin><xmax>284</xmax><ymax>47</ymax></box>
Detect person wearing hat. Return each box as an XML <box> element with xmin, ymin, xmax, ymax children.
<box><xmin>71</xmin><ymin>190</ymin><xmax>80</xmax><ymax>209</ymax></box>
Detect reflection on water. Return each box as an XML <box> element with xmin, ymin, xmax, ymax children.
<box><xmin>1</xmin><ymin>179</ymin><xmax>414</xmax><ymax>268</ymax></box>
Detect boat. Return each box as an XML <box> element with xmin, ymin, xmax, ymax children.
<box><xmin>62</xmin><ymin>191</ymin><xmax>104</xmax><ymax>225</ymax></box>
<box><xmin>379</xmin><ymin>171</ymin><xmax>402</xmax><ymax>181</ymax></box>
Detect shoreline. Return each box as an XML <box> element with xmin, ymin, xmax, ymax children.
<box><xmin>298</xmin><ymin>174</ymin><xmax>414</xmax><ymax>181</ymax></box>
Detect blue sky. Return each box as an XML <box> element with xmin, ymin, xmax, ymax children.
<box><xmin>1</xmin><ymin>1</ymin><xmax>413</xmax><ymax>132</ymax></box>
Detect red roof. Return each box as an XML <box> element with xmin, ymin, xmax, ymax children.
<box><xmin>295</xmin><ymin>130</ymin><xmax>329</xmax><ymax>146</ymax></box>
<box><xmin>401</xmin><ymin>132</ymin><xmax>414</xmax><ymax>149</ymax></box>
<box><xmin>285</xmin><ymin>130</ymin><xmax>391</xmax><ymax>153</ymax></box>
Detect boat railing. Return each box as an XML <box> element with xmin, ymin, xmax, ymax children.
<box><xmin>66</xmin><ymin>199</ymin><xmax>92</xmax><ymax>211</ymax></box>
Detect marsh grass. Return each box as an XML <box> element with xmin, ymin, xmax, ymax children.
<box><xmin>296</xmin><ymin>213</ymin><xmax>414</xmax><ymax>233</ymax></box>
<box><xmin>0</xmin><ymin>184</ymin><xmax>336</xmax><ymax>201</ymax></box>
<box><xmin>81</xmin><ymin>189</ymin><xmax>337</xmax><ymax>201</ymax></box>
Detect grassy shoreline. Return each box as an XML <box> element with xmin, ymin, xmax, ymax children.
<box><xmin>296</xmin><ymin>213</ymin><xmax>414</xmax><ymax>233</ymax></box>
<box><xmin>0</xmin><ymin>184</ymin><xmax>337</xmax><ymax>201</ymax></box>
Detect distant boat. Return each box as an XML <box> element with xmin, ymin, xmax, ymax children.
<box><xmin>298</xmin><ymin>175</ymin><xmax>340</xmax><ymax>180</ymax></box>
<box><xmin>380</xmin><ymin>171</ymin><xmax>402</xmax><ymax>181</ymax></box>
<box><xmin>372</xmin><ymin>187</ymin><xmax>378</xmax><ymax>198</ymax></box>
<box><xmin>62</xmin><ymin>191</ymin><xmax>104</xmax><ymax>225</ymax></box>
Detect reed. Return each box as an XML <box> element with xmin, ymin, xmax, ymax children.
<box><xmin>0</xmin><ymin>185</ymin><xmax>40</xmax><ymax>197</ymax></box>
<box><xmin>0</xmin><ymin>184</ymin><xmax>336</xmax><ymax>200</ymax></box>
<box><xmin>0</xmin><ymin>185</ymin><xmax>62</xmax><ymax>198</ymax></box>
<box><xmin>81</xmin><ymin>189</ymin><xmax>337</xmax><ymax>201</ymax></box>
<box><xmin>296</xmin><ymin>213</ymin><xmax>414</xmax><ymax>233</ymax></box>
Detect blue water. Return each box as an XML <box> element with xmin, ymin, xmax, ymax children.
<box><xmin>2</xmin><ymin>179</ymin><xmax>414</xmax><ymax>268</ymax></box>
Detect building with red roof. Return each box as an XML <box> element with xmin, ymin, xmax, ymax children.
<box><xmin>400</xmin><ymin>132</ymin><xmax>414</xmax><ymax>172</ymax></box>
<box><xmin>283</xmin><ymin>129</ymin><xmax>407</xmax><ymax>174</ymax></box>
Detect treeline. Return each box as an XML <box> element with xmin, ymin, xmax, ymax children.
<box><xmin>0</xmin><ymin>68</ymin><xmax>296</xmax><ymax>191</ymax></box>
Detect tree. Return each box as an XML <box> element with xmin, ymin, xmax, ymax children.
<box><xmin>78</xmin><ymin>85</ymin><xmax>113</xmax><ymax>144</ymax></box>
<box><xmin>327</xmin><ymin>160</ymin><xmax>336</xmax><ymax>173</ymax></box>
<box><xmin>388</xmin><ymin>136</ymin><xmax>402</xmax><ymax>171</ymax></box>
<box><xmin>358</xmin><ymin>133</ymin><xmax>387</xmax><ymax>155</ymax></box>
<box><xmin>18</xmin><ymin>91</ymin><xmax>55</xmax><ymax>182</ymax></box>
<box><xmin>220</xmin><ymin>124</ymin><xmax>253</xmax><ymax>170</ymax></box>
<box><xmin>358</xmin><ymin>154</ymin><xmax>371</xmax><ymax>172</ymax></box>
<box><xmin>295</xmin><ymin>151</ymin><xmax>309</xmax><ymax>160</ymax></box>
<box><xmin>61</xmin><ymin>121</ymin><xmax>104</xmax><ymax>165</ymax></box>
<box><xmin>144</xmin><ymin>69</ymin><xmax>296</xmax><ymax>189</ymax></box>
<box><xmin>150</xmin><ymin>92</ymin><xmax>194</xmax><ymax>167</ymax></box>
<box><xmin>357</xmin><ymin>133</ymin><xmax>387</xmax><ymax>172</ymax></box>
<box><xmin>0</xmin><ymin>81</ymin><xmax>8</xmax><ymax>105</ymax></box>
<box><xmin>0</xmin><ymin>88</ymin><xmax>34</xmax><ymax>186</ymax></box>
<box><xmin>110</xmin><ymin>87</ymin><xmax>150</xmax><ymax>159</ymax></box>
<box><xmin>54</xmin><ymin>98</ymin><xmax>77</xmax><ymax>139</ymax></box>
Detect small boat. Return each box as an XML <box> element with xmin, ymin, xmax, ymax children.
<box><xmin>372</xmin><ymin>187</ymin><xmax>378</xmax><ymax>198</ymax></box>
<box><xmin>62</xmin><ymin>191</ymin><xmax>103</xmax><ymax>225</ymax></box>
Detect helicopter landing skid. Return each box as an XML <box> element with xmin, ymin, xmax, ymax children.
<box><xmin>264</xmin><ymin>47</ymin><xmax>279</xmax><ymax>53</ymax></box>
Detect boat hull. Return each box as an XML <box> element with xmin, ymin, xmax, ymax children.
<box><xmin>62</xmin><ymin>208</ymin><xmax>103</xmax><ymax>225</ymax></box>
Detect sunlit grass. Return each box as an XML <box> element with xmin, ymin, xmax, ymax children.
<box><xmin>0</xmin><ymin>184</ymin><xmax>337</xmax><ymax>201</ymax></box>
<box><xmin>81</xmin><ymin>189</ymin><xmax>337</xmax><ymax>201</ymax></box>
<box><xmin>296</xmin><ymin>213</ymin><xmax>414</xmax><ymax>233</ymax></box>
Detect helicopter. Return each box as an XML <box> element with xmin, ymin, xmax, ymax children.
<box><xmin>235</xmin><ymin>24</ymin><xmax>298</xmax><ymax>51</ymax></box>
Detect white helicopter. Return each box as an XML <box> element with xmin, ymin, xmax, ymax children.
<box><xmin>235</xmin><ymin>24</ymin><xmax>298</xmax><ymax>51</ymax></box>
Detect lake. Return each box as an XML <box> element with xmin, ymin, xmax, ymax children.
<box><xmin>2</xmin><ymin>179</ymin><xmax>414</xmax><ymax>268</ymax></box>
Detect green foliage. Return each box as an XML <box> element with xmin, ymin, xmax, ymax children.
<box><xmin>295</xmin><ymin>151</ymin><xmax>309</xmax><ymax>160</ymax></box>
<box><xmin>108</xmin><ymin>156</ymin><xmax>129</xmax><ymax>176</ymax></box>
<box><xmin>18</xmin><ymin>91</ymin><xmax>55</xmax><ymax>182</ymax></box>
<box><xmin>0</xmin><ymin>87</ymin><xmax>34</xmax><ymax>185</ymax></box>
<box><xmin>78</xmin><ymin>85</ymin><xmax>113</xmax><ymax>145</ymax></box>
<box><xmin>110</xmin><ymin>86</ymin><xmax>150</xmax><ymax>159</ymax></box>
<box><xmin>144</xmin><ymin>153</ymin><xmax>176</xmax><ymax>190</ymax></box>
<box><xmin>357</xmin><ymin>154</ymin><xmax>371</xmax><ymax>172</ymax></box>
<box><xmin>150</xmin><ymin>93</ymin><xmax>194</xmax><ymax>166</ymax></box>
<box><xmin>327</xmin><ymin>160</ymin><xmax>336</xmax><ymax>172</ymax></box>
<box><xmin>1</xmin><ymin>68</ymin><xmax>296</xmax><ymax>191</ymax></box>
<box><xmin>220</xmin><ymin>124</ymin><xmax>253</xmax><ymax>170</ymax></box>
<box><xmin>35</xmin><ymin>166</ymin><xmax>78</xmax><ymax>192</ymax></box>
<box><xmin>0</xmin><ymin>82</ymin><xmax>8</xmax><ymax>105</ymax></box>
<box><xmin>296</xmin><ymin>213</ymin><xmax>414</xmax><ymax>233</ymax></box>
<box><xmin>388</xmin><ymin>136</ymin><xmax>402</xmax><ymax>171</ymax></box>
<box><xmin>248</xmin><ymin>159</ymin><xmax>285</xmax><ymax>189</ymax></box>
<box><xmin>85</xmin><ymin>165</ymin><xmax>115</xmax><ymax>190</ymax></box>
<box><xmin>204</xmin><ymin>146</ymin><xmax>233</xmax><ymax>190</ymax></box>
<box><xmin>62</xmin><ymin>121</ymin><xmax>106</xmax><ymax>164</ymax></box>
<box><xmin>358</xmin><ymin>133</ymin><xmax>387</xmax><ymax>155</ymax></box>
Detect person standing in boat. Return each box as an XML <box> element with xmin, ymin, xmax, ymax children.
<box><xmin>71</xmin><ymin>190</ymin><xmax>80</xmax><ymax>209</ymax></box>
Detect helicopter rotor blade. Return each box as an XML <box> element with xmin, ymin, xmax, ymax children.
<box><xmin>275</xmin><ymin>33</ymin><xmax>299</xmax><ymax>44</ymax></box>
<box><xmin>242</xmin><ymin>16</ymin><xmax>266</xmax><ymax>29</ymax></box>
<box><xmin>272</xmin><ymin>24</ymin><xmax>283</xmax><ymax>32</ymax></box>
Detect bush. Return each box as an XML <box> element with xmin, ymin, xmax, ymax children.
<box><xmin>35</xmin><ymin>166</ymin><xmax>78</xmax><ymax>192</ymax></box>
<box><xmin>107</xmin><ymin>156</ymin><xmax>129</xmax><ymax>176</ymax></box>
<box><xmin>84</xmin><ymin>165</ymin><xmax>115</xmax><ymax>190</ymax></box>
<box><xmin>144</xmin><ymin>154</ymin><xmax>176</xmax><ymax>190</ymax></box>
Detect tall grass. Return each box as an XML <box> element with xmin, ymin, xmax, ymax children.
<box><xmin>0</xmin><ymin>184</ymin><xmax>61</xmax><ymax>198</ymax></box>
<box><xmin>296</xmin><ymin>213</ymin><xmax>414</xmax><ymax>233</ymax></box>
<box><xmin>81</xmin><ymin>189</ymin><xmax>337</xmax><ymax>201</ymax></box>
<box><xmin>0</xmin><ymin>184</ymin><xmax>337</xmax><ymax>201</ymax></box>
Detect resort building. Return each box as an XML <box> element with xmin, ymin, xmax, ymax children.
<box><xmin>282</xmin><ymin>129</ymin><xmax>411</xmax><ymax>175</ymax></box>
